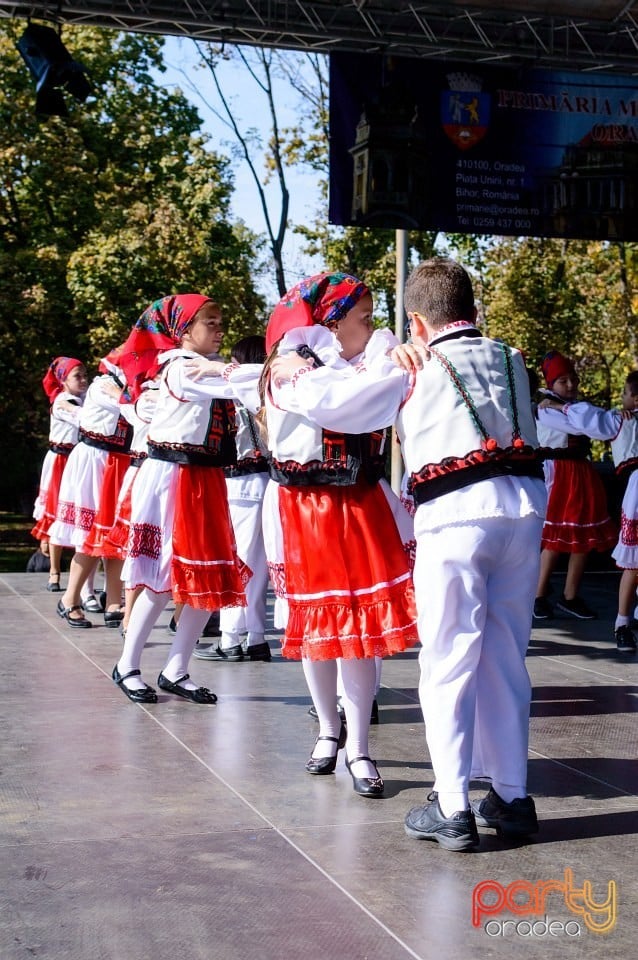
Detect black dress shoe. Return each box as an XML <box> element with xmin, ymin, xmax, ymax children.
<box><xmin>345</xmin><ymin>755</ymin><xmax>385</xmax><ymax>798</ymax></box>
<box><xmin>56</xmin><ymin>599</ymin><xmax>92</xmax><ymax>628</ymax></box>
<box><xmin>305</xmin><ymin>721</ymin><xmax>347</xmax><ymax>775</ymax></box>
<box><xmin>112</xmin><ymin>665</ymin><xmax>158</xmax><ymax>704</ymax></box>
<box><xmin>46</xmin><ymin>576</ymin><xmax>62</xmax><ymax>592</ymax></box>
<box><xmin>244</xmin><ymin>641</ymin><xmax>271</xmax><ymax>662</ymax></box>
<box><xmin>104</xmin><ymin>610</ymin><xmax>125</xmax><ymax>628</ymax></box>
<box><xmin>157</xmin><ymin>672</ymin><xmax>217</xmax><ymax>704</ymax></box>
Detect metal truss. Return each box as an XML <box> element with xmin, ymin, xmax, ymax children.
<box><xmin>1</xmin><ymin>1</ymin><xmax>638</xmax><ymax>74</ymax></box>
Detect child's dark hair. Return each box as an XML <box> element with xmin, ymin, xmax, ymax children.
<box><xmin>626</xmin><ymin>370</ymin><xmax>638</xmax><ymax>396</ymax></box>
<box><xmin>231</xmin><ymin>335</ymin><xmax>266</xmax><ymax>365</ymax></box>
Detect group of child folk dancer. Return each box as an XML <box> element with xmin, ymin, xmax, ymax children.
<box><xmin>32</xmin><ymin>258</ymin><xmax>638</xmax><ymax>854</ymax></box>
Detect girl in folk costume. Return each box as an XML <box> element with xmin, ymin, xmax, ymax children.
<box><xmin>539</xmin><ymin>369</ymin><xmax>638</xmax><ymax>651</ymax></box>
<box><xmin>112</xmin><ymin>294</ymin><xmax>248</xmax><ymax>705</ymax></box>
<box><xmin>32</xmin><ymin>357</ymin><xmax>88</xmax><ymax>591</ymax></box>
<box><xmin>48</xmin><ymin>354</ymin><xmax>132</xmax><ymax>628</ymax></box>
<box><xmin>534</xmin><ymin>351</ymin><xmax>617</xmax><ymax>622</ymax></box>
<box><xmin>103</xmin><ymin>376</ymin><xmax>159</xmax><ymax>635</ymax></box>
<box><xmin>253</xmin><ymin>273</ymin><xmax>418</xmax><ymax>797</ymax></box>
<box><xmin>194</xmin><ymin>335</ymin><xmax>272</xmax><ymax>664</ymax></box>
<box><xmin>80</xmin><ymin>347</ymin><xmax>137</xmax><ymax>628</ymax></box>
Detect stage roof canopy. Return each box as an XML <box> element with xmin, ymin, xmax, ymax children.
<box><xmin>1</xmin><ymin>1</ymin><xmax>637</xmax><ymax>75</ymax></box>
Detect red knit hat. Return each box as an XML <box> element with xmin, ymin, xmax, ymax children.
<box><xmin>541</xmin><ymin>350</ymin><xmax>576</xmax><ymax>387</ymax></box>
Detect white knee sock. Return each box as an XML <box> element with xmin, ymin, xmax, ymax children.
<box><xmin>117</xmin><ymin>589</ymin><xmax>170</xmax><ymax>690</ymax></box>
<box><xmin>163</xmin><ymin>605</ymin><xmax>212</xmax><ymax>690</ymax></box>
<box><xmin>340</xmin><ymin>657</ymin><xmax>378</xmax><ymax>779</ymax></box>
<box><xmin>302</xmin><ymin>658</ymin><xmax>340</xmax><ymax>759</ymax></box>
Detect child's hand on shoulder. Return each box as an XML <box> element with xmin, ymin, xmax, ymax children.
<box><xmin>183</xmin><ymin>357</ymin><xmax>227</xmax><ymax>380</ymax></box>
<box><xmin>538</xmin><ymin>397</ymin><xmax>564</xmax><ymax>410</ymax></box>
<box><xmin>390</xmin><ymin>343</ymin><xmax>429</xmax><ymax>373</ymax></box>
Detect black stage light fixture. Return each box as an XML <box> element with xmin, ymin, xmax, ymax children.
<box><xmin>16</xmin><ymin>22</ymin><xmax>92</xmax><ymax>117</ymax></box>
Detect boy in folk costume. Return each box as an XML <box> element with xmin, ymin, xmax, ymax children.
<box><xmin>534</xmin><ymin>351</ymin><xmax>618</xmax><ymax>621</ymax></box>
<box><xmin>32</xmin><ymin>357</ymin><xmax>88</xmax><ymax>591</ymax></box>
<box><xmin>274</xmin><ymin>258</ymin><xmax>546</xmax><ymax>849</ymax></box>
<box><xmin>112</xmin><ymin>294</ymin><xmax>248</xmax><ymax>705</ymax></box>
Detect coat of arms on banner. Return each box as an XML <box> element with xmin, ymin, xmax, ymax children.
<box><xmin>441</xmin><ymin>72</ymin><xmax>490</xmax><ymax>150</ymax></box>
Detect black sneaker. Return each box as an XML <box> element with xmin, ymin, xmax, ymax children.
<box><xmin>404</xmin><ymin>792</ymin><xmax>479</xmax><ymax>851</ymax></box>
<box><xmin>555</xmin><ymin>595</ymin><xmax>596</xmax><ymax>620</ymax></box>
<box><xmin>193</xmin><ymin>643</ymin><xmax>244</xmax><ymax>662</ymax></box>
<box><xmin>471</xmin><ymin>787</ymin><xmax>539</xmax><ymax>838</ymax></box>
<box><xmin>615</xmin><ymin>625</ymin><xmax>637</xmax><ymax>653</ymax></box>
<box><xmin>532</xmin><ymin>596</ymin><xmax>553</xmax><ymax>620</ymax></box>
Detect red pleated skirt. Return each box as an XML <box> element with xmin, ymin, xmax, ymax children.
<box><xmin>542</xmin><ymin>459</ymin><xmax>617</xmax><ymax>553</ymax></box>
<box><xmin>278</xmin><ymin>479</ymin><xmax>418</xmax><ymax>661</ymax></box>
<box><xmin>172</xmin><ymin>464</ymin><xmax>251</xmax><ymax>608</ymax></box>
<box><xmin>31</xmin><ymin>452</ymin><xmax>67</xmax><ymax>541</ymax></box>
<box><xmin>84</xmin><ymin>451</ymin><xmax>131</xmax><ymax>557</ymax></box>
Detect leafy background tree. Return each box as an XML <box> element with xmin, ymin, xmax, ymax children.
<box><xmin>0</xmin><ymin>22</ymin><xmax>265</xmax><ymax>507</ymax></box>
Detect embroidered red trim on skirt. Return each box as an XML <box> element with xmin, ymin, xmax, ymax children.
<box><xmin>542</xmin><ymin>459</ymin><xmax>617</xmax><ymax>552</ymax></box>
<box><xmin>84</xmin><ymin>451</ymin><xmax>132</xmax><ymax>558</ymax></box>
<box><xmin>278</xmin><ymin>479</ymin><xmax>418</xmax><ymax>661</ymax></box>
<box><xmin>171</xmin><ymin>464</ymin><xmax>250</xmax><ymax>609</ymax></box>
<box><xmin>31</xmin><ymin>453</ymin><xmax>67</xmax><ymax>541</ymax></box>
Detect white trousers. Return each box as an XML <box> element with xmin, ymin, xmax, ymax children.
<box><xmin>219</xmin><ymin>494</ymin><xmax>268</xmax><ymax>636</ymax></box>
<box><xmin>414</xmin><ymin>514</ymin><xmax>543</xmax><ymax>802</ymax></box>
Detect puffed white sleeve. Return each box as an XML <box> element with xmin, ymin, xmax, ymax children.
<box><xmin>226</xmin><ymin>363</ymin><xmax>263</xmax><ymax>414</ymax></box>
<box><xmin>167</xmin><ymin>359</ymin><xmax>238</xmax><ymax>401</ymax></box>
<box><xmin>539</xmin><ymin>402</ymin><xmax>622</xmax><ymax>441</ymax></box>
<box><xmin>52</xmin><ymin>396</ymin><xmax>82</xmax><ymax>426</ymax></box>
<box><xmin>275</xmin><ymin>363</ymin><xmax>408</xmax><ymax>433</ymax></box>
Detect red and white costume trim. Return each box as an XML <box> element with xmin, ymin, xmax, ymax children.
<box><xmin>537</xmin><ymin>400</ymin><xmax>619</xmax><ymax>553</ymax></box>
<box><xmin>256</xmin><ymin>326</ymin><xmax>417</xmax><ymax>661</ymax></box>
<box><xmin>121</xmin><ymin>351</ymin><xmax>249</xmax><ymax>608</ymax></box>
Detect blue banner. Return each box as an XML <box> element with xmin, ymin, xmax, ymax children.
<box><xmin>329</xmin><ymin>53</ymin><xmax>638</xmax><ymax>240</ymax></box>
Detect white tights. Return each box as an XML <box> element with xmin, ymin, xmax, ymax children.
<box><xmin>116</xmin><ymin>589</ymin><xmax>210</xmax><ymax>692</ymax></box>
<box><xmin>302</xmin><ymin>656</ymin><xmax>378</xmax><ymax>778</ymax></box>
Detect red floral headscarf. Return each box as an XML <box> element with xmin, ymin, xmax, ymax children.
<box><xmin>265</xmin><ymin>273</ymin><xmax>370</xmax><ymax>352</ymax></box>
<box><xmin>118</xmin><ymin>294</ymin><xmax>214</xmax><ymax>401</ymax></box>
<box><xmin>42</xmin><ymin>356</ymin><xmax>84</xmax><ymax>403</ymax></box>
<box><xmin>541</xmin><ymin>350</ymin><xmax>576</xmax><ymax>388</ymax></box>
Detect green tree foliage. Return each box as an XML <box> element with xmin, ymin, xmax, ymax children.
<box><xmin>0</xmin><ymin>22</ymin><xmax>265</xmax><ymax>507</ymax></box>
<box><xmin>460</xmin><ymin>236</ymin><xmax>638</xmax><ymax>406</ymax></box>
